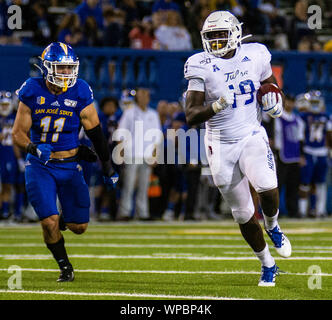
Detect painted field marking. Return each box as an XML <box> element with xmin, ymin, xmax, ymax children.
<box><xmin>1</xmin><ymin>254</ymin><xmax>332</xmax><ymax>260</ymax></box>
<box><xmin>1</xmin><ymin>268</ymin><xmax>332</xmax><ymax>277</ymax></box>
<box><xmin>0</xmin><ymin>243</ymin><xmax>332</xmax><ymax>250</ymax></box>
<box><xmin>0</xmin><ymin>289</ymin><xmax>252</xmax><ymax>300</ymax></box>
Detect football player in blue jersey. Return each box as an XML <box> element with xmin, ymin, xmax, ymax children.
<box><xmin>12</xmin><ymin>42</ymin><xmax>119</xmax><ymax>282</ymax></box>
<box><xmin>296</xmin><ymin>91</ymin><xmax>332</xmax><ymax>218</ymax></box>
<box><xmin>0</xmin><ymin>91</ymin><xmax>25</xmax><ymax>221</ymax></box>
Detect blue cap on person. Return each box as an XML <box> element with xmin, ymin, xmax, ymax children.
<box><xmin>40</xmin><ymin>42</ymin><xmax>79</xmax><ymax>91</ymax></box>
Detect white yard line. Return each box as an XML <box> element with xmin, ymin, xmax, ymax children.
<box><xmin>1</xmin><ymin>235</ymin><xmax>332</xmax><ymax>241</ymax></box>
<box><xmin>1</xmin><ymin>243</ymin><xmax>332</xmax><ymax>250</ymax></box>
<box><xmin>0</xmin><ymin>289</ymin><xmax>251</xmax><ymax>300</ymax></box>
<box><xmin>0</xmin><ymin>243</ymin><xmax>249</xmax><ymax>248</ymax></box>
<box><xmin>1</xmin><ymin>254</ymin><xmax>332</xmax><ymax>260</ymax></box>
<box><xmin>0</xmin><ymin>267</ymin><xmax>332</xmax><ymax>277</ymax></box>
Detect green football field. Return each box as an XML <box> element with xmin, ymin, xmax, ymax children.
<box><xmin>0</xmin><ymin>218</ymin><xmax>331</xmax><ymax>300</ymax></box>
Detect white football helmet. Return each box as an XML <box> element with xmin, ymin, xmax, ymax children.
<box><xmin>0</xmin><ymin>91</ymin><xmax>14</xmax><ymax>117</ymax></box>
<box><xmin>201</xmin><ymin>11</ymin><xmax>251</xmax><ymax>57</ymax></box>
<box><xmin>295</xmin><ymin>90</ymin><xmax>325</xmax><ymax>113</ymax></box>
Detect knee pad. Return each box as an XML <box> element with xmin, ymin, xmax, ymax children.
<box><xmin>232</xmin><ymin>208</ymin><xmax>254</xmax><ymax>224</ymax></box>
<box><xmin>219</xmin><ymin>178</ymin><xmax>255</xmax><ymax>225</ymax></box>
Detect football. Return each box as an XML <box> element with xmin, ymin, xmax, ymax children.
<box><xmin>257</xmin><ymin>83</ymin><xmax>281</xmax><ymax>105</ymax></box>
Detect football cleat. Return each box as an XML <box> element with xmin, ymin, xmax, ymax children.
<box><xmin>57</xmin><ymin>265</ymin><xmax>74</xmax><ymax>282</ymax></box>
<box><xmin>258</xmin><ymin>264</ymin><xmax>279</xmax><ymax>287</ymax></box>
<box><xmin>265</xmin><ymin>224</ymin><xmax>292</xmax><ymax>258</ymax></box>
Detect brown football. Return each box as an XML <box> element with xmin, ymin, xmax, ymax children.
<box><xmin>257</xmin><ymin>83</ymin><xmax>281</xmax><ymax>105</ymax></box>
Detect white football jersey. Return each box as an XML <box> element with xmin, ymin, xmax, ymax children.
<box><xmin>184</xmin><ymin>43</ymin><xmax>273</xmax><ymax>142</ymax></box>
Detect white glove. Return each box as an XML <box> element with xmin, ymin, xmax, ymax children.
<box><xmin>211</xmin><ymin>90</ymin><xmax>234</xmax><ymax>113</ymax></box>
<box><xmin>262</xmin><ymin>92</ymin><xmax>283</xmax><ymax>118</ymax></box>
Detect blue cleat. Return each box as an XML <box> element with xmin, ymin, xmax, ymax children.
<box><xmin>265</xmin><ymin>224</ymin><xmax>292</xmax><ymax>258</ymax></box>
<box><xmin>258</xmin><ymin>264</ymin><xmax>279</xmax><ymax>287</ymax></box>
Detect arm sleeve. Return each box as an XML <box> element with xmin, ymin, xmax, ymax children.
<box><xmin>84</xmin><ymin>124</ymin><xmax>110</xmax><ymax>162</ymax></box>
<box><xmin>77</xmin><ymin>80</ymin><xmax>94</xmax><ymax>113</ymax></box>
<box><xmin>17</xmin><ymin>79</ymin><xmax>34</xmax><ymax>109</ymax></box>
<box><xmin>184</xmin><ymin>56</ymin><xmax>206</xmax><ymax>82</ymax></box>
<box><xmin>187</xmin><ymin>78</ymin><xmax>205</xmax><ymax>92</ymax></box>
<box><xmin>274</xmin><ymin>118</ymin><xmax>281</xmax><ymax>151</ymax></box>
<box><xmin>297</xmin><ymin>116</ymin><xmax>305</xmax><ymax>141</ymax></box>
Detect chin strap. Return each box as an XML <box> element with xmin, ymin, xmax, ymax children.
<box><xmin>240</xmin><ymin>34</ymin><xmax>253</xmax><ymax>42</ymax></box>
<box><xmin>62</xmin><ymin>79</ymin><xmax>68</xmax><ymax>92</ymax></box>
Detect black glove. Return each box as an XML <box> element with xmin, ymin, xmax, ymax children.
<box><xmin>76</xmin><ymin>145</ymin><xmax>98</xmax><ymax>162</ymax></box>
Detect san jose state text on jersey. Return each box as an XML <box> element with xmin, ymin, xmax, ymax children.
<box><xmin>17</xmin><ymin>77</ymin><xmax>94</xmax><ymax>151</ymax></box>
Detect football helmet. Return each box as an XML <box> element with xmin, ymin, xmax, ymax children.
<box><xmin>295</xmin><ymin>90</ymin><xmax>325</xmax><ymax>113</ymax></box>
<box><xmin>40</xmin><ymin>42</ymin><xmax>79</xmax><ymax>90</ymax></box>
<box><xmin>201</xmin><ymin>11</ymin><xmax>251</xmax><ymax>57</ymax></box>
<box><xmin>0</xmin><ymin>91</ymin><xmax>14</xmax><ymax>117</ymax></box>
<box><xmin>306</xmin><ymin>90</ymin><xmax>325</xmax><ymax>113</ymax></box>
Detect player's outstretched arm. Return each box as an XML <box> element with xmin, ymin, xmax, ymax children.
<box><xmin>12</xmin><ymin>102</ymin><xmax>32</xmax><ymax>149</ymax></box>
<box><xmin>185</xmin><ymin>90</ymin><xmax>215</xmax><ymax>126</ymax></box>
<box><xmin>80</xmin><ymin>103</ymin><xmax>118</xmax><ymax>188</ymax></box>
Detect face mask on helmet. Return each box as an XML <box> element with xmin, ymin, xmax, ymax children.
<box><xmin>201</xmin><ymin>11</ymin><xmax>251</xmax><ymax>57</ymax></box>
<box><xmin>43</xmin><ymin>60</ymin><xmax>79</xmax><ymax>90</ymax></box>
<box><xmin>0</xmin><ymin>92</ymin><xmax>14</xmax><ymax>117</ymax></box>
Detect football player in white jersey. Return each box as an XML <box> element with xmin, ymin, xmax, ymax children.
<box><xmin>184</xmin><ymin>11</ymin><xmax>292</xmax><ymax>287</ymax></box>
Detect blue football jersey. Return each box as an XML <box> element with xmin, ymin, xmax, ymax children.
<box><xmin>17</xmin><ymin>77</ymin><xmax>94</xmax><ymax>152</ymax></box>
<box><xmin>301</xmin><ymin>112</ymin><xmax>332</xmax><ymax>156</ymax></box>
<box><xmin>0</xmin><ymin>112</ymin><xmax>15</xmax><ymax>148</ymax></box>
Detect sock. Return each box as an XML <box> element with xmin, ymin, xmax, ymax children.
<box><xmin>180</xmin><ymin>201</ymin><xmax>186</xmax><ymax>214</ymax></box>
<box><xmin>315</xmin><ymin>183</ymin><xmax>327</xmax><ymax>216</ymax></box>
<box><xmin>1</xmin><ymin>202</ymin><xmax>9</xmax><ymax>218</ymax></box>
<box><xmin>254</xmin><ymin>244</ymin><xmax>275</xmax><ymax>268</ymax></box>
<box><xmin>94</xmin><ymin>196</ymin><xmax>101</xmax><ymax>214</ymax></box>
<box><xmin>298</xmin><ymin>198</ymin><xmax>308</xmax><ymax>217</ymax></box>
<box><xmin>46</xmin><ymin>237</ymin><xmax>71</xmax><ymax>270</ymax></box>
<box><xmin>263</xmin><ymin>209</ymin><xmax>279</xmax><ymax>230</ymax></box>
<box><xmin>15</xmin><ymin>193</ymin><xmax>24</xmax><ymax>218</ymax></box>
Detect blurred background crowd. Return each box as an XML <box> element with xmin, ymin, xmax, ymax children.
<box><xmin>1</xmin><ymin>0</ymin><xmax>332</xmax><ymax>52</ymax></box>
<box><xmin>0</xmin><ymin>0</ymin><xmax>332</xmax><ymax>223</ymax></box>
<box><xmin>1</xmin><ymin>87</ymin><xmax>332</xmax><ymax>223</ymax></box>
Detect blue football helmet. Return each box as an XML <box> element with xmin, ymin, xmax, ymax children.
<box><xmin>0</xmin><ymin>91</ymin><xmax>14</xmax><ymax>117</ymax></box>
<box><xmin>40</xmin><ymin>42</ymin><xmax>79</xmax><ymax>90</ymax></box>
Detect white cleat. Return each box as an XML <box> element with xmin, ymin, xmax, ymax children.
<box><xmin>265</xmin><ymin>224</ymin><xmax>292</xmax><ymax>258</ymax></box>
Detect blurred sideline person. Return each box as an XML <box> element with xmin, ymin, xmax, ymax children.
<box><xmin>296</xmin><ymin>91</ymin><xmax>332</xmax><ymax>218</ymax></box>
<box><xmin>274</xmin><ymin>94</ymin><xmax>304</xmax><ymax>218</ymax></box>
<box><xmin>116</xmin><ymin>87</ymin><xmax>162</xmax><ymax>221</ymax></box>
<box><xmin>0</xmin><ymin>91</ymin><xmax>25</xmax><ymax>221</ymax></box>
<box><xmin>12</xmin><ymin>42</ymin><xmax>118</xmax><ymax>282</ymax></box>
<box><xmin>184</xmin><ymin>11</ymin><xmax>291</xmax><ymax>287</ymax></box>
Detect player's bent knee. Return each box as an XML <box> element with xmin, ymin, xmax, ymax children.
<box><xmin>232</xmin><ymin>209</ymin><xmax>254</xmax><ymax>225</ymax></box>
<box><xmin>67</xmin><ymin>223</ymin><xmax>88</xmax><ymax>234</ymax></box>
<box><xmin>41</xmin><ymin>215</ymin><xmax>59</xmax><ymax>231</ymax></box>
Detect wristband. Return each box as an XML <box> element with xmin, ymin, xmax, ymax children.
<box><xmin>26</xmin><ymin>143</ymin><xmax>38</xmax><ymax>156</ymax></box>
